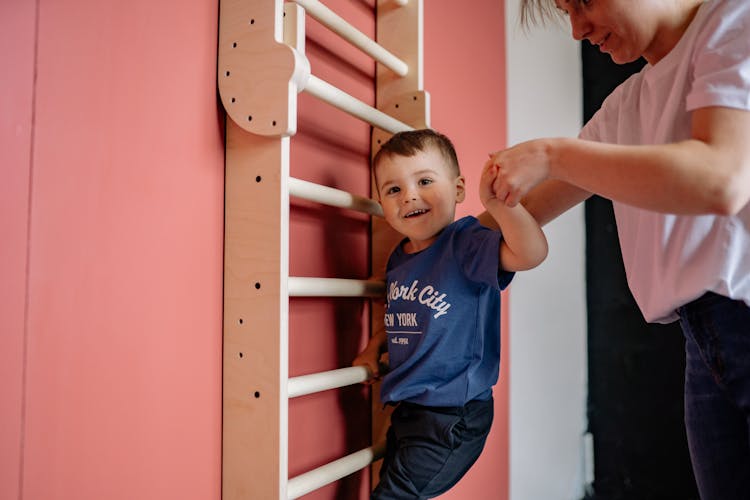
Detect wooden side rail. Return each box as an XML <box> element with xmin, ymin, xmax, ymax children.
<box><xmin>218</xmin><ymin>0</ymin><xmax>426</xmax><ymax>497</ymax></box>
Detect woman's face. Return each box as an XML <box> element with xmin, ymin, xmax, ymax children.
<box><xmin>554</xmin><ymin>0</ymin><xmax>662</xmax><ymax>64</ymax></box>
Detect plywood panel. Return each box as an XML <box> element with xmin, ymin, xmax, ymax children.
<box><xmin>223</xmin><ymin>120</ymin><xmax>289</xmax><ymax>499</ymax></box>
<box><xmin>22</xmin><ymin>1</ymin><xmax>224</xmax><ymax>498</ymax></box>
<box><xmin>0</xmin><ymin>1</ymin><xmax>36</xmax><ymax>498</ymax></box>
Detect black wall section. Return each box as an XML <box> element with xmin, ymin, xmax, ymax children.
<box><xmin>581</xmin><ymin>40</ymin><xmax>699</xmax><ymax>500</ymax></box>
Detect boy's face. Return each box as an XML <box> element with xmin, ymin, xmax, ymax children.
<box><xmin>375</xmin><ymin>147</ymin><xmax>465</xmax><ymax>253</ymax></box>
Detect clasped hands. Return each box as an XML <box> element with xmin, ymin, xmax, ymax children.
<box><xmin>482</xmin><ymin>139</ymin><xmax>552</xmax><ymax>207</ymax></box>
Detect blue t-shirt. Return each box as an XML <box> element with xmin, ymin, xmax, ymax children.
<box><xmin>380</xmin><ymin>216</ymin><xmax>514</xmax><ymax>407</ymax></box>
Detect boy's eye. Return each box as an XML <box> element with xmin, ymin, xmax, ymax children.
<box><xmin>386</xmin><ymin>186</ymin><xmax>400</xmax><ymax>195</ymax></box>
<box><xmin>418</xmin><ymin>178</ymin><xmax>433</xmax><ymax>186</ymax></box>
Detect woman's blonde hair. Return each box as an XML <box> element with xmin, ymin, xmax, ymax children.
<box><xmin>519</xmin><ymin>0</ymin><xmax>564</xmax><ymax>28</ymax></box>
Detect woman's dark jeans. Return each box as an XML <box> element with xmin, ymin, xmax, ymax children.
<box><xmin>372</xmin><ymin>398</ymin><xmax>494</xmax><ymax>500</ymax></box>
<box><xmin>678</xmin><ymin>292</ymin><xmax>750</xmax><ymax>500</ymax></box>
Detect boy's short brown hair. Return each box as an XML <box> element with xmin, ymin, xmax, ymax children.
<box><xmin>373</xmin><ymin>129</ymin><xmax>461</xmax><ymax>179</ymax></box>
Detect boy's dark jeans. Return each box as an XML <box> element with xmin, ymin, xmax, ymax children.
<box><xmin>679</xmin><ymin>292</ymin><xmax>750</xmax><ymax>500</ymax></box>
<box><xmin>372</xmin><ymin>397</ymin><xmax>494</xmax><ymax>500</ymax></box>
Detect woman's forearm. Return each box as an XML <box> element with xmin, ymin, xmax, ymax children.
<box><xmin>549</xmin><ymin>107</ymin><xmax>750</xmax><ymax>215</ymax></box>
<box><xmin>551</xmin><ymin>137</ymin><xmax>748</xmax><ymax>215</ymax></box>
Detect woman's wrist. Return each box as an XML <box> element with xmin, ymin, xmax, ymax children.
<box><xmin>547</xmin><ymin>137</ymin><xmax>572</xmax><ymax>181</ymax></box>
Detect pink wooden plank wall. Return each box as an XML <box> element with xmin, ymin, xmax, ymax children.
<box><xmin>1</xmin><ymin>1</ymin><xmax>37</xmax><ymax>498</ymax></box>
<box><xmin>426</xmin><ymin>1</ymin><xmax>509</xmax><ymax>498</ymax></box>
<box><xmin>2</xmin><ymin>1</ymin><xmax>225</xmax><ymax>498</ymax></box>
<box><xmin>1</xmin><ymin>1</ymin><xmax>507</xmax><ymax>499</ymax></box>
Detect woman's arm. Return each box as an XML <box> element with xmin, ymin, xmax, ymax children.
<box><xmin>477</xmin><ymin>175</ymin><xmax>591</xmax><ymax>229</ymax></box>
<box><xmin>489</xmin><ymin>106</ymin><xmax>750</xmax><ymax>216</ymax></box>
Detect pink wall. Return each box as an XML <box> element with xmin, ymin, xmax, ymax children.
<box><xmin>0</xmin><ymin>1</ymin><xmax>36</xmax><ymax>498</ymax></box>
<box><xmin>2</xmin><ymin>1</ymin><xmax>225</xmax><ymax>499</ymax></box>
<box><xmin>1</xmin><ymin>1</ymin><xmax>507</xmax><ymax>499</ymax></box>
<box><xmin>426</xmin><ymin>2</ymin><xmax>509</xmax><ymax>498</ymax></box>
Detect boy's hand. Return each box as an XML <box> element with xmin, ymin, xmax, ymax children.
<box><xmin>352</xmin><ymin>346</ymin><xmax>382</xmax><ymax>385</ymax></box>
<box><xmin>480</xmin><ymin>159</ymin><xmax>501</xmax><ymax>209</ymax></box>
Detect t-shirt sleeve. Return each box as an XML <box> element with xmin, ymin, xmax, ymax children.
<box><xmin>455</xmin><ymin>221</ymin><xmax>514</xmax><ymax>291</ymax></box>
<box><xmin>687</xmin><ymin>0</ymin><xmax>750</xmax><ymax>111</ymax></box>
<box><xmin>579</xmin><ymin>116</ymin><xmax>600</xmax><ymax>141</ymax></box>
<box><xmin>578</xmin><ymin>75</ymin><xmax>633</xmax><ymax>143</ymax></box>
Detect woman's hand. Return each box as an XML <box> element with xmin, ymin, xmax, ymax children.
<box><xmin>488</xmin><ymin>139</ymin><xmax>553</xmax><ymax>207</ymax></box>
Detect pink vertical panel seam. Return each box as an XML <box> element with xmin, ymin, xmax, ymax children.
<box><xmin>18</xmin><ymin>1</ymin><xmax>41</xmax><ymax>499</ymax></box>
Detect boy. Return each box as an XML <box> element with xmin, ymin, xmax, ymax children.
<box><xmin>353</xmin><ymin>129</ymin><xmax>547</xmax><ymax>499</ymax></box>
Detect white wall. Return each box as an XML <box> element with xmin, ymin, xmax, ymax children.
<box><xmin>504</xmin><ymin>3</ymin><xmax>589</xmax><ymax>500</ymax></box>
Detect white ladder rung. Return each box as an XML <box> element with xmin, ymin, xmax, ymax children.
<box><xmin>288</xmin><ymin>366</ymin><xmax>372</xmax><ymax>398</ymax></box>
<box><xmin>291</xmin><ymin>0</ymin><xmax>408</xmax><ymax>77</ymax></box>
<box><xmin>304</xmin><ymin>75</ymin><xmax>413</xmax><ymax>134</ymax></box>
<box><xmin>288</xmin><ymin>277</ymin><xmax>385</xmax><ymax>297</ymax></box>
<box><xmin>287</xmin><ymin>441</ymin><xmax>387</xmax><ymax>499</ymax></box>
<box><xmin>289</xmin><ymin>177</ymin><xmax>383</xmax><ymax>217</ymax></box>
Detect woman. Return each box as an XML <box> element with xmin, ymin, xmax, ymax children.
<box><xmin>488</xmin><ymin>1</ymin><xmax>750</xmax><ymax>498</ymax></box>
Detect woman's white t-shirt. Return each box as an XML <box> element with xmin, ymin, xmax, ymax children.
<box><xmin>580</xmin><ymin>0</ymin><xmax>750</xmax><ymax>323</ymax></box>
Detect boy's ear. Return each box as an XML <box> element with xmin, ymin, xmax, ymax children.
<box><xmin>455</xmin><ymin>175</ymin><xmax>466</xmax><ymax>203</ymax></box>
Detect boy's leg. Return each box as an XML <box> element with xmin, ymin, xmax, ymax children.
<box><xmin>679</xmin><ymin>292</ymin><xmax>750</xmax><ymax>500</ymax></box>
<box><xmin>372</xmin><ymin>399</ymin><xmax>493</xmax><ymax>500</ymax></box>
